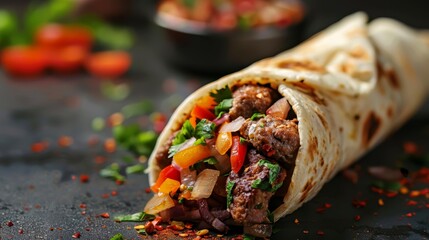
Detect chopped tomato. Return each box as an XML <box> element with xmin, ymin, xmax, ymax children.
<box><xmin>191</xmin><ymin>105</ymin><xmax>215</xmax><ymax>120</ymax></box>
<box><xmin>196</xmin><ymin>95</ymin><xmax>216</xmax><ymax>110</ymax></box>
<box><xmin>35</xmin><ymin>24</ymin><xmax>93</xmax><ymax>50</ymax></box>
<box><xmin>85</xmin><ymin>51</ymin><xmax>131</xmax><ymax>78</ymax></box>
<box><xmin>151</xmin><ymin>165</ymin><xmax>181</xmax><ymax>193</ymax></box>
<box><xmin>48</xmin><ymin>46</ymin><xmax>88</xmax><ymax>73</ymax></box>
<box><xmin>173</xmin><ymin>144</ymin><xmax>212</xmax><ymax>169</ymax></box>
<box><xmin>215</xmin><ymin>131</ymin><xmax>232</xmax><ymax>155</ymax></box>
<box><xmin>1</xmin><ymin>46</ymin><xmax>48</xmax><ymax>77</ymax></box>
<box><xmin>230</xmin><ymin>136</ymin><xmax>247</xmax><ymax>173</ymax></box>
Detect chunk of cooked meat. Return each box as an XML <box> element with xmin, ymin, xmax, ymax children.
<box><xmin>229</xmin><ymin>85</ymin><xmax>280</xmax><ymax>119</ymax></box>
<box><xmin>154</xmin><ymin>131</ymin><xmax>177</xmax><ymax>170</ymax></box>
<box><xmin>240</xmin><ymin>116</ymin><xmax>300</xmax><ymax>165</ymax></box>
<box><xmin>228</xmin><ymin>149</ymin><xmax>286</xmax><ymax>224</ymax></box>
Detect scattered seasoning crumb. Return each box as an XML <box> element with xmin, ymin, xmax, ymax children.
<box><xmin>18</xmin><ymin>229</ymin><xmax>24</xmax><ymax>234</ymax></box>
<box><xmin>102</xmin><ymin>193</ymin><xmax>110</xmax><ymax>199</ymax></box>
<box><xmin>406</xmin><ymin>200</ymin><xmax>418</xmax><ymax>206</ymax></box>
<box><xmin>115</xmin><ymin>179</ymin><xmax>125</xmax><ymax>185</ymax></box>
<box><xmin>193</xmin><ymin>236</ymin><xmax>202</xmax><ymax>240</ymax></box>
<box><xmin>71</xmin><ymin>175</ymin><xmax>77</xmax><ymax>181</ymax></box>
<box><xmin>87</xmin><ymin>135</ymin><xmax>100</xmax><ymax>146</ymax></box>
<box><xmin>50</xmin><ymin>227</ymin><xmax>54</xmax><ymax>231</ymax></box>
<box><xmin>404</xmin><ymin>212</ymin><xmax>416</xmax><ymax>218</ymax></box>
<box><xmin>85</xmin><ymin>228</ymin><xmax>90</xmax><ymax>231</ymax></box>
<box><xmin>179</xmin><ymin>233</ymin><xmax>189</xmax><ymax>237</ymax></box>
<box><xmin>354</xmin><ymin>215</ymin><xmax>361</xmax><ymax>221</ymax></box>
<box><xmin>111</xmin><ymin>191</ymin><xmax>118</xmax><ymax>196</ymax></box>
<box><xmin>216</xmin><ymin>234</ymin><xmax>223</xmax><ymax>237</ymax></box>
<box><xmin>31</xmin><ymin>141</ymin><xmax>49</xmax><ymax>153</ymax></box>
<box><xmin>409</xmin><ymin>190</ymin><xmax>420</xmax><ymax>197</ymax></box>
<box><xmin>403</xmin><ymin>141</ymin><xmax>419</xmax><ymax>154</ymax></box>
<box><xmin>316</xmin><ymin>203</ymin><xmax>332</xmax><ymax>213</ymax></box>
<box><xmin>81</xmin><ymin>211</ymin><xmax>86</xmax><ymax>215</ymax></box>
<box><xmin>104</xmin><ymin>138</ymin><xmax>116</xmax><ymax>153</ymax></box>
<box><xmin>58</xmin><ymin>135</ymin><xmax>73</xmax><ymax>147</ymax></box>
<box><xmin>34</xmin><ymin>204</ymin><xmax>41</xmax><ymax>209</ymax></box>
<box><xmin>185</xmin><ymin>223</ymin><xmax>193</xmax><ymax>229</ymax></box>
<box><xmin>94</xmin><ymin>156</ymin><xmax>106</xmax><ymax>164</ymax></box>
<box><xmin>99</xmin><ymin>212</ymin><xmax>110</xmax><ymax>218</ymax></box>
<box><xmin>6</xmin><ymin>221</ymin><xmax>13</xmax><ymax>227</ymax></box>
<box><xmin>352</xmin><ymin>199</ymin><xmax>367</xmax><ymax>208</ymax></box>
<box><xmin>378</xmin><ymin>198</ymin><xmax>384</xmax><ymax>206</ymax></box>
<box><xmin>342</xmin><ymin>168</ymin><xmax>359</xmax><ymax>184</ymax></box>
<box><xmin>294</xmin><ymin>218</ymin><xmax>300</xmax><ymax>224</ymax></box>
<box><xmin>80</xmin><ymin>174</ymin><xmax>90</xmax><ymax>183</ymax></box>
<box><xmin>79</xmin><ymin>203</ymin><xmax>87</xmax><ymax>209</ymax></box>
<box><xmin>145</xmin><ymin>188</ymin><xmax>151</xmax><ymax>194</ymax></box>
<box><xmin>303</xmin><ymin>230</ymin><xmax>309</xmax><ymax>234</ymax></box>
<box><xmin>72</xmin><ymin>232</ymin><xmax>81</xmax><ymax>238</ymax></box>
<box><xmin>400</xmin><ymin>187</ymin><xmax>409</xmax><ymax>194</ymax></box>
<box><xmin>196</xmin><ymin>229</ymin><xmax>209</xmax><ymax>236</ymax></box>
<box><xmin>317</xmin><ymin>230</ymin><xmax>325</xmax><ymax>236</ymax></box>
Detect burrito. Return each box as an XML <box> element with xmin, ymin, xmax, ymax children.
<box><xmin>145</xmin><ymin>12</ymin><xmax>429</xmax><ymax>237</ymax></box>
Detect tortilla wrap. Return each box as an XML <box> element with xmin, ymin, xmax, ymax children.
<box><xmin>147</xmin><ymin>12</ymin><xmax>429</xmax><ymax>223</ymax></box>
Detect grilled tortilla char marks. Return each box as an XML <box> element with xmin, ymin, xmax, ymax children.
<box><xmin>228</xmin><ymin>150</ymin><xmax>286</xmax><ymax>224</ymax></box>
<box><xmin>240</xmin><ymin>116</ymin><xmax>300</xmax><ymax>165</ymax></box>
<box><xmin>362</xmin><ymin>111</ymin><xmax>381</xmax><ymax>147</ymax></box>
<box><xmin>229</xmin><ymin>85</ymin><xmax>280</xmax><ymax>119</ymax></box>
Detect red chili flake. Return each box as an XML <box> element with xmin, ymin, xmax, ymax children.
<box><xmin>94</xmin><ymin>156</ymin><xmax>106</xmax><ymax>164</ymax></box>
<box><xmin>386</xmin><ymin>192</ymin><xmax>398</xmax><ymax>198</ymax></box>
<box><xmin>31</xmin><ymin>141</ymin><xmax>49</xmax><ymax>153</ymax></box>
<box><xmin>354</xmin><ymin>215</ymin><xmax>361</xmax><ymax>221</ymax></box>
<box><xmin>404</xmin><ymin>212</ymin><xmax>416</xmax><ymax>218</ymax></box>
<box><xmin>6</xmin><ymin>221</ymin><xmax>14</xmax><ymax>227</ymax></box>
<box><xmin>101</xmin><ymin>193</ymin><xmax>109</xmax><ymax>199</ymax></box>
<box><xmin>378</xmin><ymin>198</ymin><xmax>385</xmax><ymax>206</ymax></box>
<box><xmin>352</xmin><ymin>199</ymin><xmax>367</xmax><ymax>208</ymax></box>
<box><xmin>34</xmin><ymin>204</ymin><xmax>41</xmax><ymax>209</ymax></box>
<box><xmin>403</xmin><ymin>141</ymin><xmax>419</xmax><ymax>154</ymax></box>
<box><xmin>155</xmin><ymin>225</ymin><xmax>164</xmax><ymax>231</ymax></box>
<box><xmin>111</xmin><ymin>191</ymin><xmax>118</xmax><ymax>196</ymax></box>
<box><xmin>79</xmin><ymin>203</ymin><xmax>87</xmax><ymax>209</ymax></box>
<box><xmin>50</xmin><ymin>227</ymin><xmax>54</xmax><ymax>231</ymax></box>
<box><xmin>18</xmin><ymin>229</ymin><xmax>24</xmax><ymax>234</ymax></box>
<box><xmin>407</xmin><ymin>200</ymin><xmax>418</xmax><ymax>206</ymax></box>
<box><xmin>316</xmin><ymin>203</ymin><xmax>332</xmax><ymax>213</ymax></box>
<box><xmin>419</xmin><ymin>188</ymin><xmax>429</xmax><ymax>195</ymax></box>
<box><xmin>58</xmin><ymin>136</ymin><xmax>73</xmax><ymax>147</ymax></box>
<box><xmin>317</xmin><ymin>230</ymin><xmax>325</xmax><ymax>236</ymax></box>
<box><xmin>302</xmin><ymin>230</ymin><xmax>309</xmax><ymax>234</ymax></box>
<box><xmin>80</xmin><ymin>174</ymin><xmax>90</xmax><ymax>183</ymax></box>
<box><xmin>115</xmin><ymin>179</ymin><xmax>124</xmax><ymax>185</ymax></box>
<box><xmin>371</xmin><ymin>186</ymin><xmax>384</xmax><ymax>195</ymax></box>
<box><xmin>72</xmin><ymin>232</ymin><xmax>81</xmax><ymax>238</ymax></box>
<box><xmin>145</xmin><ymin>188</ymin><xmax>151</xmax><ymax>194</ymax></box>
<box><xmin>107</xmin><ymin>113</ymin><xmax>124</xmax><ymax>127</ymax></box>
<box><xmin>85</xmin><ymin>228</ymin><xmax>91</xmax><ymax>231</ymax></box>
<box><xmin>104</xmin><ymin>138</ymin><xmax>116</xmax><ymax>153</ymax></box>
<box><xmin>409</xmin><ymin>190</ymin><xmax>420</xmax><ymax>198</ymax></box>
<box><xmin>99</xmin><ymin>212</ymin><xmax>110</xmax><ymax>218</ymax></box>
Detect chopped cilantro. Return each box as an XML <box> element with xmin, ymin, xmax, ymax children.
<box><xmin>371</xmin><ymin>180</ymin><xmax>402</xmax><ymax>192</ymax></box>
<box><xmin>243</xmin><ymin>234</ymin><xmax>256</xmax><ymax>240</ymax></box>
<box><xmin>255</xmin><ymin>203</ymin><xmax>263</xmax><ymax>209</ymax></box>
<box><xmin>178</xmin><ymin>198</ymin><xmax>185</xmax><ymax>204</ymax></box>
<box><xmin>172</xmin><ymin>120</ymin><xmax>195</xmax><ymax>146</ymax></box>
<box><xmin>100</xmin><ymin>163</ymin><xmax>125</xmax><ymax>182</ymax></box>
<box><xmin>181</xmin><ymin>0</ymin><xmax>197</xmax><ymax>8</ymax></box>
<box><xmin>239</xmin><ymin>137</ymin><xmax>247</xmax><ymax>143</ymax></box>
<box><xmin>204</xmin><ymin>157</ymin><xmax>218</xmax><ymax>165</ymax></box>
<box><xmin>113</xmin><ymin>124</ymin><xmax>157</xmax><ymax>156</ymax></box>
<box><xmin>121</xmin><ymin>155</ymin><xmax>134</xmax><ymax>164</ymax></box>
<box><xmin>267</xmin><ymin>210</ymin><xmax>274</xmax><ymax>223</ymax></box>
<box><xmin>125</xmin><ymin>164</ymin><xmax>145</xmax><ymax>174</ymax></box>
<box><xmin>210</xmin><ymin>85</ymin><xmax>232</xmax><ymax>103</ymax></box>
<box><xmin>110</xmin><ymin>233</ymin><xmax>124</xmax><ymax>240</ymax></box>
<box><xmin>214</xmin><ymin>98</ymin><xmax>233</xmax><ymax>116</ymax></box>
<box><xmin>226</xmin><ymin>180</ymin><xmax>235</xmax><ymax>208</ymax></box>
<box><xmin>250</xmin><ymin>112</ymin><xmax>266</xmax><ymax>120</ymax></box>
<box><xmin>137</xmin><ymin>229</ymin><xmax>147</xmax><ymax>235</ymax></box>
<box><xmin>251</xmin><ymin>160</ymin><xmax>283</xmax><ymax>192</ymax></box>
<box><xmin>195</xmin><ymin>119</ymin><xmax>215</xmax><ymax>140</ymax></box>
<box><xmin>121</xmin><ymin>100</ymin><xmax>154</xmax><ymax>119</ymax></box>
<box><xmin>114</xmin><ymin>212</ymin><xmax>155</xmax><ymax>222</ymax></box>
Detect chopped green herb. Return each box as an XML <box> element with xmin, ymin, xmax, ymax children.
<box><xmin>121</xmin><ymin>100</ymin><xmax>154</xmax><ymax>118</ymax></box>
<box><xmin>172</xmin><ymin>120</ymin><xmax>195</xmax><ymax>146</ymax></box>
<box><xmin>113</xmin><ymin>124</ymin><xmax>157</xmax><ymax>156</ymax></box>
<box><xmin>255</xmin><ymin>203</ymin><xmax>263</xmax><ymax>209</ymax></box>
<box><xmin>250</xmin><ymin>113</ymin><xmax>266</xmax><ymax>120</ymax></box>
<box><xmin>121</xmin><ymin>155</ymin><xmax>134</xmax><ymax>164</ymax></box>
<box><xmin>267</xmin><ymin>210</ymin><xmax>274</xmax><ymax>223</ymax></box>
<box><xmin>92</xmin><ymin>117</ymin><xmax>105</xmax><ymax>131</ymax></box>
<box><xmin>371</xmin><ymin>180</ymin><xmax>402</xmax><ymax>192</ymax></box>
<box><xmin>101</xmin><ymin>82</ymin><xmax>130</xmax><ymax>101</ymax></box>
<box><xmin>259</xmin><ymin>123</ymin><xmax>265</xmax><ymax>128</ymax></box>
<box><xmin>251</xmin><ymin>160</ymin><xmax>283</xmax><ymax>192</ymax></box>
<box><xmin>187</xmin><ymin>186</ymin><xmax>194</xmax><ymax>191</ymax></box>
<box><xmin>178</xmin><ymin>198</ymin><xmax>185</xmax><ymax>204</ymax></box>
<box><xmin>137</xmin><ymin>229</ymin><xmax>147</xmax><ymax>235</ymax></box>
<box><xmin>110</xmin><ymin>233</ymin><xmax>124</xmax><ymax>240</ymax></box>
<box><xmin>226</xmin><ymin>180</ymin><xmax>235</xmax><ymax>208</ymax></box>
<box><xmin>195</xmin><ymin>119</ymin><xmax>215</xmax><ymax>140</ymax></box>
<box><xmin>239</xmin><ymin>137</ymin><xmax>247</xmax><ymax>143</ymax></box>
<box><xmin>243</xmin><ymin>234</ymin><xmax>256</xmax><ymax>240</ymax></box>
<box><xmin>210</xmin><ymin>86</ymin><xmax>232</xmax><ymax>103</ymax></box>
<box><xmin>204</xmin><ymin>157</ymin><xmax>218</xmax><ymax>165</ymax></box>
<box><xmin>181</xmin><ymin>0</ymin><xmax>197</xmax><ymax>8</ymax></box>
<box><xmin>100</xmin><ymin>163</ymin><xmax>125</xmax><ymax>182</ymax></box>
<box><xmin>125</xmin><ymin>164</ymin><xmax>145</xmax><ymax>175</ymax></box>
<box><xmin>114</xmin><ymin>212</ymin><xmax>155</xmax><ymax>222</ymax></box>
<box><xmin>214</xmin><ymin>98</ymin><xmax>233</xmax><ymax>116</ymax></box>
<box><xmin>238</xmin><ymin>15</ymin><xmax>252</xmax><ymax>30</ymax></box>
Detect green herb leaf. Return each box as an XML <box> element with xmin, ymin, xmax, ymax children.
<box><xmin>137</xmin><ymin>229</ymin><xmax>147</xmax><ymax>235</ymax></box>
<box><xmin>172</xmin><ymin>120</ymin><xmax>195</xmax><ymax>146</ymax></box>
<box><xmin>214</xmin><ymin>98</ymin><xmax>233</xmax><ymax>116</ymax></box>
<box><xmin>101</xmin><ymin>82</ymin><xmax>130</xmax><ymax>101</ymax></box>
<box><xmin>210</xmin><ymin>86</ymin><xmax>232</xmax><ymax>103</ymax></box>
<box><xmin>91</xmin><ymin>117</ymin><xmax>105</xmax><ymax>131</ymax></box>
<box><xmin>371</xmin><ymin>180</ymin><xmax>402</xmax><ymax>192</ymax></box>
<box><xmin>114</xmin><ymin>212</ymin><xmax>155</xmax><ymax>222</ymax></box>
<box><xmin>181</xmin><ymin>0</ymin><xmax>197</xmax><ymax>8</ymax></box>
<box><xmin>267</xmin><ymin>210</ymin><xmax>274</xmax><ymax>223</ymax></box>
<box><xmin>195</xmin><ymin>119</ymin><xmax>215</xmax><ymax>140</ymax></box>
<box><xmin>113</xmin><ymin>124</ymin><xmax>157</xmax><ymax>156</ymax></box>
<box><xmin>110</xmin><ymin>233</ymin><xmax>124</xmax><ymax>240</ymax></box>
<box><xmin>0</xmin><ymin>10</ymin><xmax>18</xmax><ymax>47</ymax></box>
<box><xmin>204</xmin><ymin>157</ymin><xmax>218</xmax><ymax>165</ymax></box>
<box><xmin>251</xmin><ymin>178</ymin><xmax>271</xmax><ymax>191</ymax></box>
<box><xmin>126</xmin><ymin>164</ymin><xmax>145</xmax><ymax>175</ymax></box>
<box><xmin>251</xmin><ymin>160</ymin><xmax>283</xmax><ymax>192</ymax></box>
<box><xmin>243</xmin><ymin>234</ymin><xmax>256</xmax><ymax>240</ymax></box>
<box><xmin>226</xmin><ymin>180</ymin><xmax>235</xmax><ymax>208</ymax></box>
<box><xmin>121</xmin><ymin>100</ymin><xmax>154</xmax><ymax>119</ymax></box>
<box><xmin>100</xmin><ymin>163</ymin><xmax>125</xmax><ymax>182</ymax></box>
<box><xmin>250</xmin><ymin>113</ymin><xmax>266</xmax><ymax>121</ymax></box>
<box><xmin>122</xmin><ymin>156</ymin><xmax>134</xmax><ymax>164</ymax></box>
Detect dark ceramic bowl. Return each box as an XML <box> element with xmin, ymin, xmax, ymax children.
<box><xmin>154</xmin><ymin>13</ymin><xmax>305</xmax><ymax>74</ymax></box>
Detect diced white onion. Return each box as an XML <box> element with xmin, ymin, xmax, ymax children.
<box><xmin>144</xmin><ymin>193</ymin><xmax>175</xmax><ymax>214</ymax></box>
<box><xmin>266</xmin><ymin>97</ymin><xmax>290</xmax><ymax>119</ymax></box>
<box><xmin>191</xmin><ymin>169</ymin><xmax>220</xmax><ymax>199</ymax></box>
<box><xmin>180</xmin><ymin>168</ymin><xmax>197</xmax><ymax>187</ymax></box>
<box><xmin>219</xmin><ymin>116</ymin><xmax>245</xmax><ymax>133</ymax></box>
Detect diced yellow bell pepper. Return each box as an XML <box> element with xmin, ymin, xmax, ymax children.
<box><xmin>158</xmin><ymin>178</ymin><xmax>181</xmax><ymax>195</ymax></box>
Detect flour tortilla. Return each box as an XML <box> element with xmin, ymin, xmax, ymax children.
<box><xmin>147</xmin><ymin>12</ymin><xmax>429</xmax><ymax>222</ymax></box>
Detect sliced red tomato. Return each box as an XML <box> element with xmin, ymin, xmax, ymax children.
<box><xmin>49</xmin><ymin>46</ymin><xmax>88</xmax><ymax>73</ymax></box>
<box><xmin>35</xmin><ymin>24</ymin><xmax>93</xmax><ymax>50</ymax></box>
<box><xmin>151</xmin><ymin>165</ymin><xmax>181</xmax><ymax>193</ymax></box>
<box><xmin>1</xmin><ymin>46</ymin><xmax>49</xmax><ymax>77</ymax></box>
<box><xmin>85</xmin><ymin>51</ymin><xmax>131</xmax><ymax>78</ymax></box>
<box><xmin>191</xmin><ymin>105</ymin><xmax>215</xmax><ymax>120</ymax></box>
<box><xmin>230</xmin><ymin>136</ymin><xmax>247</xmax><ymax>173</ymax></box>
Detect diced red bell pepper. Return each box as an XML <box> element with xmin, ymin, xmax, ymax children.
<box><xmin>191</xmin><ymin>105</ymin><xmax>215</xmax><ymax>120</ymax></box>
<box><xmin>151</xmin><ymin>165</ymin><xmax>181</xmax><ymax>193</ymax></box>
<box><xmin>230</xmin><ymin>136</ymin><xmax>247</xmax><ymax>173</ymax></box>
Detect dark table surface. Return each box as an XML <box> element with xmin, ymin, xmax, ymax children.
<box><xmin>1</xmin><ymin>1</ymin><xmax>429</xmax><ymax>240</ymax></box>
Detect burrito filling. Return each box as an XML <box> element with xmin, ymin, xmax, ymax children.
<box><xmin>146</xmin><ymin>84</ymin><xmax>300</xmax><ymax>237</ymax></box>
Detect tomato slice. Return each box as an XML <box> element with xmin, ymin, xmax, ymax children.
<box><xmin>1</xmin><ymin>46</ymin><xmax>48</xmax><ymax>77</ymax></box>
<box><xmin>191</xmin><ymin>105</ymin><xmax>215</xmax><ymax>120</ymax></box>
<box><xmin>230</xmin><ymin>136</ymin><xmax>247</xmax><ymax>173</ymax></box>
<box><xmin>85</xmin><ymin>51</ymin><xmax>131</xmax><ymax>78</ymax></box>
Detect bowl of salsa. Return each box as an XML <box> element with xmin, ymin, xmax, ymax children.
<box><xmin>154</xmin><ymin>0</ymin><xmax>305</xmax><ymax>73</ymax></box>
